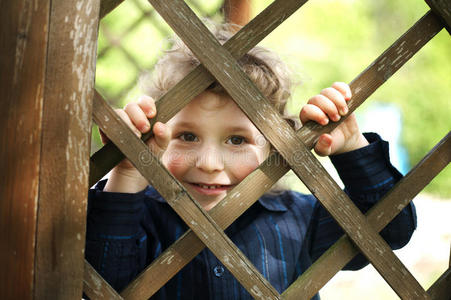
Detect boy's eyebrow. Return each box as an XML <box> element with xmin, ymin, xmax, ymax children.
<box><xmin>225</xmin><ymin>125</ymin><xmax>255</xmax><ymax>133</ymax></box>
<box><xmin>171</xmin><ymin>121</ymin><xmax>196</xmax><ymax>129</ymax></box>
<box><xmin>175</xmin><ymin>121</ymin><xmax>258</xmax><ymax>132</ymax></box>
<box><xmin>173</xmin><ymin>121</ymin><xmax>254</xmax><ymax>133</ymax></box>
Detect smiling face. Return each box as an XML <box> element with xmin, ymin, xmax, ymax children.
<box><xmin>162</xmin><ymin>91</ymin><xmax>271</xmax><ymax>211</ymax></box>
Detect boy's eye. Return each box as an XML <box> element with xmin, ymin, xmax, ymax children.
<box><xmin>179</xmin><ymin>132</ymin><xmax>198</xmax><ymax>142</ymax></box>
<box><xmin>227</xmin><ymin>136</ymin><xmax>245</xmax><ymax>145</ymax></box>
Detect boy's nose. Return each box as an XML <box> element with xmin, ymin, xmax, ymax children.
<box><xmin>195</xmin><ymin>147</ymin><xmax>224</xmax><ymax>173</ymax></box>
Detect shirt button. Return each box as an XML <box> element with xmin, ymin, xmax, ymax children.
<box><xmin>213</xmin><ymin>265</ymin><xmax>224</xmax><ymax>277</ymax></box>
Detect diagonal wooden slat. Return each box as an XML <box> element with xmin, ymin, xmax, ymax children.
<box><xmin>283</xmin><ymin>131</ymin><xmax>451</xmax><ymax>300</ymax></box>
<box><xmin>148</xmin><ymin>0</ymin><xmax>431</xmax><ymax>298</ymax></box>
<box><xmin>89</xmin><ymin>0</ymin><xmax>310</xmax><ymax>187</ymax></box>
<box><xmin>426</xmin><ymin>267</ymin><xmax>451</xmax><ymax>300</ymax></box>
<box><xmin>84</xmin><ymin>261</ymin><xmax>123</xmax><ymax>300</ymax></box>
<box><xmin>92</xmin><ymin>93</ymin><xmax>281</xmax><ymax>299</ymax></box>
<box><xmin>85</xmin><ymin>10</ymin><xmax>444</xmax><ymax>300</ymax></box>
<box><xmin>425</xmin><ymin>0</ymin><xmax>451</xmax><ymax>34</ymax></box>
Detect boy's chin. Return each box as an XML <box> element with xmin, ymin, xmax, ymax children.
<box><xmin>193</xmin><ymin>194</ymin><xmax>226</xmax><ymax>211</ymax></box>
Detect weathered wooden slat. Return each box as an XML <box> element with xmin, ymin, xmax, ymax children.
<box><xmin>92</xmin><ymin>93</ymin><xmax>281</xmax><ymax>299</ymax></box>
<box><xmin>0</xmin><ymin>1</ymin><xmax>50</xmax><ymax>298</ymax></box>
<box><xmin>425</xmin><ymin>0</ymin><xmax>451</xmax><ymax>34</ymax></box>
<box><xmin>100</xmin><ymin>0</ymin><xmax>125</xmax><ymax>19</ymax></box>
<box><xmin>149</xmin><ymin>1</ymin><xmax>431</xmax><ymax>298</ymax></box>
<box><xmin>282</xmin><ymin>131</ymin><xmax>451</xmax><ymax>300</ymax></box>
<box><xmin>89</xmin><ymin>0</ymin><xmax>309</xmax><ymax>187</ymax></box>
<box><xmin>85</xmin><ymin>10</ymin><xmax>444</xmax><ymax>299</ymax></box>
<box><xmin>427</xmin><ymin>267</ymin><xmax>451</xmax><ymax>300</ymax></box>
<box><xmin>33</xmin><ymin>1</ymin><xmax>101</xmax><ymax>299</ymax></box>
<box><xmin>298</xmin><ymin>10</ymin><xmax>444</xmax><ymax>148</ymax></box>
<box><xmin>83</xmin><ymin>261</ymin><xmax>123</xmax><ymax>300</ymax></box>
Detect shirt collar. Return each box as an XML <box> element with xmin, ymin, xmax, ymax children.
<box><xmin>145</xmin><ymin>186</ymin><xmax>288</xmax><ymax>212</ymax></box>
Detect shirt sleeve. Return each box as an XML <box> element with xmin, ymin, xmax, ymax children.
<box><xmin>308</xmin><ymin>132</ymin><xmax>417</xmax><ymax>270</ymax></box>
<box><xmin>85</xmin><ymin>179</ymin><xmax>150</xmax><ymax>292</ymax></box>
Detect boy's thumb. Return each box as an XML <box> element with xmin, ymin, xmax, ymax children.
<box><xmin>149</xmin><ymin>122</ymin><xmax>171</xmax><ymax>156</ymax></box>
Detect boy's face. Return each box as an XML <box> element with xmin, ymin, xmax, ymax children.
<box><xmin>162</xmin><ymin>91</ymin><xmax>270</xmax><ymax>211</ymax></box>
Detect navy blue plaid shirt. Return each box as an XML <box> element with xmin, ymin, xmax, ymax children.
<box><xmin>85</xmin><ymin>133</ymin><xmax>417</xmax><ymax>299</ymax></box>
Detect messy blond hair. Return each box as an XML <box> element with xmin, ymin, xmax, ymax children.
<box><xmin>141</xmin><ymin>22</ymin><xmax>299</xmax><ymax>193</ymax></box>
<box><xmin>141</xmin><ymin>22</ymin><xmax>300</xmax><ymax>131</ymax></box>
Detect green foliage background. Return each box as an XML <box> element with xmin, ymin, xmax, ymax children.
<box><xmin>95</xmin><ymin>0</ymin><xmax>450</xmax><ymax>197</ymax></box>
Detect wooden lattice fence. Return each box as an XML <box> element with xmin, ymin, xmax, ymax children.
<box><xmin>1</xmin><ymin>0</ymin><xmax>450</xmax><ymax>299</ymax></box>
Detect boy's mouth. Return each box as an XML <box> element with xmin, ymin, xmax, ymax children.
<box><xmin>191</xmin><ymin>183</ymin><xmax>231</xmax><ymax>189</ymax></box>
<box><xmin>186</xmin><ymin>182</ymin><xmax>234</xmax><ymax>196</ymax></box>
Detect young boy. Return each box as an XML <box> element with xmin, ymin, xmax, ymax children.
<box><xmin>86</xmin><ymin>25</ymin><xmax>416</xmax><ymax>299</ymax></box>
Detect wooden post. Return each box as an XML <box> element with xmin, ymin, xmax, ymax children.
<box><xmin>223</xmin><ymin>0</ymin><xmax>252</xmax><ymax>26</ymax></box>
<box><xmin>0</xmin><ymin>1</ymin><xmax>50</xmax><ymax>299</ymax></box>
<box><xmin>0</xmin><ymin>1</ymin><xmax>100</xmax><ymax>299</ymax></box>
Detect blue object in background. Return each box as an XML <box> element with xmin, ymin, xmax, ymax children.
<box><xmin>357</xmin><ymin>102</ymin><xmax>410</xmax><ymax>175</ymax></box>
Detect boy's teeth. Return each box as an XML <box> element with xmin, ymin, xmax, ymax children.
<box><xmin>199</xmin><ymin>184</ymin><xmax>221</xmax><ymax>189</ymax></box>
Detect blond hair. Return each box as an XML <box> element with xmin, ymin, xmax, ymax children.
<box><xmin>141</xmin><ymin>23</ymin><xmax>300</xmax><ymax>131</ymax></box>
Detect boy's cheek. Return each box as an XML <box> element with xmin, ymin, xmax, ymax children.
<box><xmin>163</xmin><ymin>151</ymin><xmax>190</xmax><ymax>176</ymax></box>
<box><xmin>228</xmin><ymin>153</ymin><xmax>261</xmax><ymax>181</ymax></box>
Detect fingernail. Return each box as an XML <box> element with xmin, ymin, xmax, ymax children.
<box><xmin>321</xmin><ymin>118</ymin><xmax>329</xmax><ymax>125</ymax></box>
<box><xmin>142</xmin><ymin>124</ymin><xmax>150</xmax><ymax>132</ymax></box>
<box><xmin>320</xmin><ymin>138</ymin><xmax>329</xmax><ymax>146</ymax></box>
<box><xmin>333</xmin><ymin>114</ymin><xmax>340</xmax><ymax>122</ymax></box>
<box><xmin>340</xmin><ymin>107</ymin><xmax>348</xmax><ymax>115</ymax></box>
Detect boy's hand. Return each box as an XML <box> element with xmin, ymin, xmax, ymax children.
<box><xmin>299</xmin><ymin>82</ymin><xmax>368</xmax><ymax>156</ymax></box>
<box><xmin>99</xmin><ymin>95</ymin><xmax>171</xmax><ymax>171</ymax></box>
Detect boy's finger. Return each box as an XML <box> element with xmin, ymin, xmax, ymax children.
<box><xmin>137</xmin><ymin>95</ymin><xmax>156</xmax><ymax>118</ymax></box>
<box><xmin>314</xmin><ymin>134</ymin><xmax>333</xmax><ymax>156</ymax></box>
<box><xmin>307</xmin><ymin>95</ymin><xmax>340</xmax><ymax>122</ymax></box>
<box><xmin>114</xmin><ymin>109</ymin><xmax>142</xmax><ymax>138</ymax></box>
<box><xmin>332</xmin><ymin>82</ymin><xmax>352</xmax><ymax>100</ymax></box>
<box><xmin>300</xmin><ymin>104</ymin><xmax>329</xmax><ymax>126</ymax></box>
<box><xmin>320</xmin><ymin>87</ymin><xmax>348</xmax><ymax>116</ymax></box>
<box><xmin>124</xmin><ymin>102</ymin><xmax>150</xmax><ymax>133</ymax></box>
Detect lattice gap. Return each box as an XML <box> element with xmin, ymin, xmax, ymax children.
<box><xmin>84</xmin><ymin>0</ymin><xmax>451</xmax><ymax>299</ymax></box>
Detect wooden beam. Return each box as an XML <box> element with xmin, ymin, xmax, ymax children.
<box><xmin>0</xmin><ymin>1</ymin><xmax>50</xmax><ymax>298</ymax></box>
<box><xmin>33</xmin><ymin>1</ymin><xmax>100</xmax><ymax>299</ymax></box>
<box><xmin>223</xmin><ymin>0</ymin><xmax>252</xmax><ymax>26</ymax></box>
